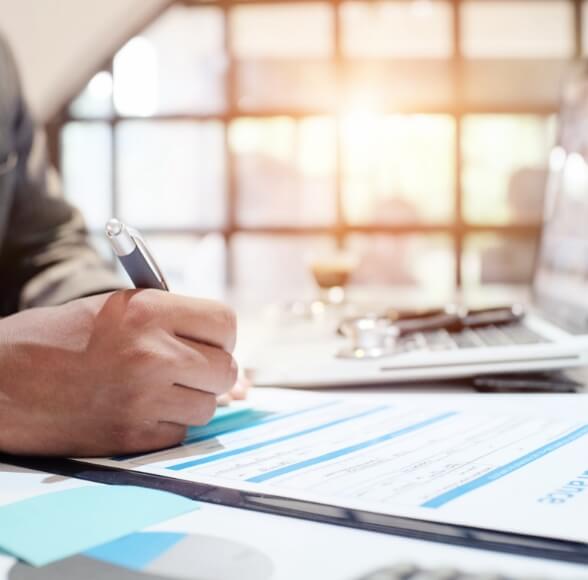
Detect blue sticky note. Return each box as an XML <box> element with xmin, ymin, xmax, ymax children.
<box><xmin>85</xmin><ymin>532</ymin><xmax>185</xmax><ymax>571</ymax></box>
<box><xmin>211</xmin><ymin>405</ymin><xmax>253</xmax><ymax>423</ymax></box>
<box><xmin>0</xmin><ymin>485</ymin><xmax>198</xmax><ymax>567</ymax></box>
<box><xmin>185</xmin><ymin>405</ymin><xmax>255</xmax><ymax>438</ymax></box>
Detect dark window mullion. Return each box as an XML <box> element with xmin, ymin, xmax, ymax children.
<box><xmin>333</xmin><ymin>0</ymin><xmax>345</xmax><ymax>249</ymax></box>
<box><xmin>453</xmin><ymin>0</ymin><xmax>464</xmax><ymax>288</ymax></box>
<box><xmin>222</xmin><ymin>0</ymin><xmax>237</xmax><ymax>289</ymax></box>
<box><xmin>55</xmin><ymin>0</ymin><xmax>571</xmax><ymax>293</ymax></box>
<box><xmin>574</xmin><ymin>0</ymin><xmax>583</xmax><ymax>61</ymax></box>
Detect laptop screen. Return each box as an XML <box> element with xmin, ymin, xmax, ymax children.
<box><xmin>533</xmin><ymin>77</ymin><xmax>588</xmax><ymax>334</ymax></box>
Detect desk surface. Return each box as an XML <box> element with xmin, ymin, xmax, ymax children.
<box><xmin>1</xmin><ymin>387</ymin><xmax>588</xmax><ymax>579</ymax></box>
<box><xmin>1</xmin><ymin>458</ymin><xmax>588</xmax><ymax>580</ymax></box>
<box><xmin>2</xmin><ymin>284</ymin><xmax>587</xmax><ymax>579</ymax></box>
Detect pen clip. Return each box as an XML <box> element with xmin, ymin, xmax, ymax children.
<box><xmin>127</xmin><ymin>227</ymin><xmax>169</xmax><ymax>291</ymax></box>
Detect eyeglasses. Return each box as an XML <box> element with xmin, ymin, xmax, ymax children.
<box><xmin>337</xmin><ymin>305</ymin><xmax>526</xmax><ymax>360</ymax></box>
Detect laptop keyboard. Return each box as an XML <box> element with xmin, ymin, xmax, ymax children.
<box><xmin>397</xmin><ymin>323</ymin><xmax>549</xmax><ymax>353</ymax></box>
<box><xmin>356</xmin><ymin>562</ymin><xmax>558</xmax><ymax>580</ymax></box>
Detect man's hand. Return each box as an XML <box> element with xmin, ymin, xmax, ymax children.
<box><xmin>0</xmin><ymin>290</ymin><xmax>238</xmax><ymax>457</ymax></box>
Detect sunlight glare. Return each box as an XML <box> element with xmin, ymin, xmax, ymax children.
<box><xmin>562</xmin><ymin>152</ymin><xmax>588</xmax><ymax>201</ymax></box>
<box><xmin>549</xmin><ymin>145</ymin><xmax>567</xmax><ymax>172</ymax></box>
<box><xmin>114</xmin><ymin>37</ymin><xmax>158</xmax><ymax>117</ymax></box>
<box><xmin>87</xmin><ymin>71</ymin><xmax>113</xmax><ymax>100</ymax></box>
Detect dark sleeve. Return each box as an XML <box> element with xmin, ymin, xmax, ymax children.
<box><xmin>0</xmin><ymin>42</ymin><xmax>125</xmax><ymax>312</ymax></box>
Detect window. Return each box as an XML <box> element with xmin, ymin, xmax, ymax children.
<box><xmin>116</xmin><ymin>121</ymin><xmax>226</xmax><ymax>229</ymax></box>
<box><xmin>230</xmin><ymin>117</ymin><xmax>337</xmax><ymax>227</ymax></box>
<box><xmin>57</xmin><ymin>0</ymin><xmax>580</xmax><ymax>299</ymax></box>
<box><xmin>341</xmin><ymin>1</ymin><xmax>453</xmax><ymax>58</ymax></box>
<box><xmin>461</xmin><ymin>115</ymin><xmax>555</xmax><ymax>224</ymax></box>
<box><xmin>341</xmin><ymin>114</ymin><xmax>455</xmax><ymax>224</ymax></box>
<box><xmin>461</xmin><ymin>1</ymin><xmax>574</xmax><ymax>59</ymax></box>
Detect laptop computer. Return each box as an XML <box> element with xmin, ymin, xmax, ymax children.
<box><xmin>249</xmin><ymin>78</ymin><xmax>588</xmax><ymax>388</ymax></box>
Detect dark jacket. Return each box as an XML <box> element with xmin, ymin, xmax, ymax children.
<box><xmin>0</xmin><ymin>36</ymin><xmax>121</xmax><ymax>316</ymax></box>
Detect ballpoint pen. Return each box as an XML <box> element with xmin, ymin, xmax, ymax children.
<box><xmin>105</xmin><ymin>218</ymin><xmax>169</xmax><ymax>291</ymax></box>
<box><xmin>106</xmin><ymin>220</ymin><xmax>248</xmax><ymax>401</ymax></box>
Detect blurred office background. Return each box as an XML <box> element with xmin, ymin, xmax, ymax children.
<box><xmin>1</xmin><ymin>0</ymin><xmax>582</xmax><ymax>302</ymax></box>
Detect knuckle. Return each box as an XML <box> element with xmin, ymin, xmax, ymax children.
<box><xmin>116</xmin><ymin>381</ymin><xmax>155</xmax><ymax>418</ymax></box>
<box><xmin>175</xmin><ymin>343</ymin><xmax>195</xmax><ymax>368</ymax></box>
<box><xmin>125</xmin><ymin>341</ymin><xmax>161</xmax><ymax>370</ymax></box>
<box><xmin>125</xmin><ymin>291</ymin><xmax>158</xmax><ymax>327</ymax></box>
<box><xmin>220</xmin><ymin>354</ymin><xmax>239</xmax><ymax>391</ymax></box>
<box><xmin>156</xmin><ymin>346</ymin><xmax>179</xmax><ymax>370</ymax></box>
<box><xmin>218</xmin><ymin>306</ymin><xmax>237</xmax><ymax>350</ymax></box>
<box><xmin>191</xmin><ymin>394</ymin><xmax>217</xmax><ymax>426</ymax></box>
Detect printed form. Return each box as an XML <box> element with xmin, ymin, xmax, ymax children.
<box><xmin>81</xmin><ymin>390</ymin><xmax>588</xmax><ymax>544</ymax></box>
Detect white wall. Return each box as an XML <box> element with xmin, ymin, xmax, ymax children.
<box><xmin>0</xmin><ymin>0</ymin><xmax>168</xmax><ymax>121</ymax></box>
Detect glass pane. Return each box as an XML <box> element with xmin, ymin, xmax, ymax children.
<box><xmin>231</xmin><ymin>117</ymin><xmax>337</xmax><ymax>226</ymax></box>
<box><xmin>114</xmin><ymin>6</ymin><xmax>225</xmax><ymax>116</ymax></box>
<box><xmin>116</xmin><ymin>121</ymin><xmax>225</xmax><ymax>229</ymax></box>
<box><xmin>141</xmin><ymin>235</ymin><xmax>226</xmax><ymax>299</ymax></box>
<box><xmin>341</xmin><ymin>1</ymin><xmax>453</xmax><ymax>58</ymax></box>
<box><xmin>462</xmin><ymin>61</ymin><xmax>569</xmax><ymax>107</ymax></box>
<box><xmin>232</xmin><ymin>3</ymin><xmax>335</xmax><ymax>111</ymax></box>
<box><xmin>113</xmin><ymin>37</ymin><xmax>158</xmax><ymax>117</ymax></box>
<box><xmin>462</xmin><ymin>115</ymin><xmax>554</xmax><ymax>225</ymax></box>
<box><xmin>231</xmin><ymin>3</ymin><xmax>333</xmax><ymax>59</ymax></box>
<box><xmin>348</xmin><ymin>235</ymin><xmax>455</xmax><ymax>300</ymax></box>
<box><xmin>341</xmin><ymin>114</ymin><xmax>455</xmax><ymax>224</ymax></box>
<box><xmin>70</xmin><ymin>71</ymin><xmax>113</xmax><ymax>119</ymax></box>
<box><xmin>232</xmin><ymin>235</ymin><xmax>336</xmax><ymax>302</ymax></box>
<box><xmin>461</xmin><ymin>1</ymin><xmax>574</xmax><ymax>58</ymax></box>
<box><xmin>463</xmin><ymin>235</ymin><xmax>538</xmax><ymax>287</ymax></box>
<box><xmin>344</xmin><ymin>62</ymin><xmax>454</xmax><ymax>110</ymax></box>
<box><xmin>237</xmin><ymin>61</ymin><xmax>336</xmax><ymax>111</ymax></box>
<box><xmin>61</xmin><ymin>122</ymin><xmax>112</xmax><ymax>231</ymax></box>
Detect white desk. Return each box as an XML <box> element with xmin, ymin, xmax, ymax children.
<box><xmin>1</xmin><ymin>461</ymin><xmax>587</xmax><ymax>580</ymax></box>
<box><xmin>2</xmin><ymin>284</ymin><xmax>587</xmax><ymax>579</ymax></box>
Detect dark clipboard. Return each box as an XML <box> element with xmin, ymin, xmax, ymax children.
<box><xmin>2</xmin><ymin>454</ymin><xmax>588</xmax><ymax>566</ymax></box>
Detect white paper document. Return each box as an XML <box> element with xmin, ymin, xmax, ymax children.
<box><xmin>4</xmin><ymin>463</ymin><xmax>587</xmax><ymax>580</ymax></box>
<box><xmin>81</xmin><ymin>390</ymin><xmax>588</xmax><ymax>544</ymax></box>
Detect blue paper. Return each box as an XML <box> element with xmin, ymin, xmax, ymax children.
<box><xmin>0</xmin><ymin>485</ymin><xmax>198</xmax><ymax>567</ymax></box>
<box><xmin>211</xmin><ymin>405</ymin><xmax>253</xmax><ymax>423</ymax></box>
<box><xmin>85</xmin><ymin>532</ymin><xmax>185</xmax><ymax>571</ymax></box>
<box><xmin>113</xmin><ymin>406</ymin><xmax>257</xmax><ymax>462</ymax></box>
<box><xmin>184</xmin><ymin>405</ymin><xmax>261</xmax><ymax>443</ymax></box>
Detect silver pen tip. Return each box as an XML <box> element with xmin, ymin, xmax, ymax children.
<box><xmin>105</xmin><ymin>218</ymin><xmax>123</xmax><ymax>237</ymax></box>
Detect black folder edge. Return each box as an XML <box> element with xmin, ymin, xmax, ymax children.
<box><xmin>2</xmin><ymin>454</ymin><xmax>588</xmax><ymax>566</ymax></box>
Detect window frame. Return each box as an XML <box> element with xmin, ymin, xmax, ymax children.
<box><xmin>48</xmin><ymin>0</ymin><xmax>584</xmax><ymax>290</ymax></box>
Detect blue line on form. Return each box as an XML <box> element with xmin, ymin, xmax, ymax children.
<box><xmin>421</xmin><ymin>423</ymin><xmax>588</xmax><ymax>508</ymax></box>
<box><xmin>246</xmin><ymin>411</ymin><xmax>457</xmax><ymax>483</ymax></box>
<box><xmin>168</xmin><ymin>405</ymin><xmax>390</xmax><ymax>471</ymax></box>
<box><xmin>113</xmin><ymin>401</ymin><xmax>341</xmax><ymax>462</ymax></box>
<box><xmin>183</xmin><ymin>400</ymin><xmax>341</xmax><ymax>445</ymax></box>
